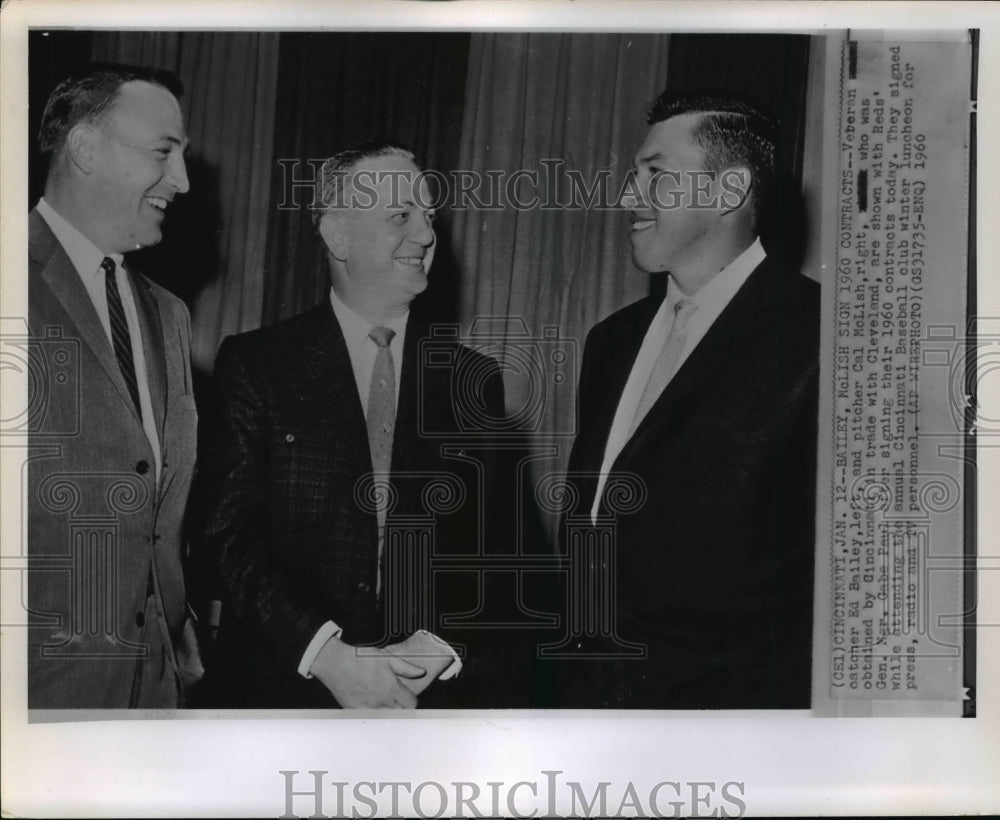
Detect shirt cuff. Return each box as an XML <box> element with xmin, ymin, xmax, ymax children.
<box><xmin>415</xmin><ymin>629</ymin><xmax>463</xmax><ymax>680</ymax></box>
<box><xmin>298</xmin><ymin>620</ymin><xmax>343</xmax><ymax>679</ymax></box>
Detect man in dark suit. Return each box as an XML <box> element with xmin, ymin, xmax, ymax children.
<box><xmin>200</xmin><ymin>143</ymin><xmax>505</xmax><ymax>708</ymax></box>
<box><xmin>28</xmin><ymin>63</ymin><xmax>200</xmax><ymax>708</ymax></box>
<box><xmin>560</xmin><ymin>92</ymin><xmax>819</xmax><ymax>708</ymax></box>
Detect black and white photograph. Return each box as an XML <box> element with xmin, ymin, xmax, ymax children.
<box><xmin>1</xmin><ymin>1</ymin><xmax>998</xmax><ymax>817</ymax></box>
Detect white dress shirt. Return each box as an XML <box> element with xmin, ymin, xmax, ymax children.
<box><xmin>328</xmin><ymin>286</ymin><xmax>409</xmax><ymax>409</ymax></box>
<box><xmin>36</xmin><ymin>198</ymin><xmax>163</xmax><ymax>483</ymax></box>
<box><xmin>590</xmin><ymin>237</ymin><xmax>767</xmax><ymax>523</ymax></box>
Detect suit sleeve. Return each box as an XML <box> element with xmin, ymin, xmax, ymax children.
<box><xmin>202</xmin><ymin>337</ymin><xmax>329</xmax><ymax>671</ymax></box>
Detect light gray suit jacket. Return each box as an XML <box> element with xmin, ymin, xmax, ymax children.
<box><xmin>27</xmin><ymin>208</ymin><xmax>199</xmax><ymax>708</ymax></box>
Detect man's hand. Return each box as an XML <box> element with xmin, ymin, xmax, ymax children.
<box><xmin>309</xmin><ymin>636</ymin><xmax>426</xmax><ymax>708</ymax></box>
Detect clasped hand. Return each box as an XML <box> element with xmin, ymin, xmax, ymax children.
<box><xmin>310</xmin><ymin>636</ymin><xmax>426</xmax><ymax>708</ymax></box>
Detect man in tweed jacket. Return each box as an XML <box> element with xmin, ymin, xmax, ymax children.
<box><xmin>28</xmin><ymin>63</ymin><xmax>200</xmax><ymax>709</ymax></box>
<box><xmin>200</xmin><ymin>143</ymin><xmax>505</xmax><ymax>708</ymax></box>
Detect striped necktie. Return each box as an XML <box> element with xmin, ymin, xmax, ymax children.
<box><xmin>101</xmin><ymin>257</ymin><xmax>142</xmax><ymax>418</ymax></box>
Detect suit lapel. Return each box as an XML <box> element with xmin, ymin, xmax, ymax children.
<box><xmin>301</xmin><ymin>303</ymin><xmax>371</xmax><ymax>473</ymax></box>
<box><xmin>392</xmin><ymin>316</ymin><xmax>432</xmax><ymax>471</ymax></box>
<box><xmin>128</xmin><ymin>266</ymin><xmax>168</xmax><ymax>443</ymax></box>
<box><xmin>29</xmin><ymin>210</ymin><xmax>141</xmax><ymax>422</ymax></box>
<box><xmin>588</xmin><ymin>297</ymin><xmax>661</xmax><ymax>462</ymax></box>
<box><xmin>625</xmin><ymin>258</ymin><xmax>778</xmax><ymax>448</ymax></box>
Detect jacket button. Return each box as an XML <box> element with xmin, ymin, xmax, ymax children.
<box><xmin>135</xmin><ymin>460</ymin><xmax>150</xmax><ymax>475</ymax></box>
<box><xmin>358</xmin><ymin>581</ymin><xmax>371</xmax><ymax>594</ymax></box>
<box><xmin>135</xmin><ymin>611</ymin><xmax>145</xmax><ymax>628</ymax></box>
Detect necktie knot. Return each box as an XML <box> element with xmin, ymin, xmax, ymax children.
<box><xmin>369</xmin><ymin>326</ymin><xmax>395</xmax><ymax>348</ymax></box>
<box><xmin>672</xmin><ymin>297</ymin><xmax>696</xmax><ymax>322</ymax></box>
<box><xmin>100</xmin><ymin>256</ymin><xmax>116</xmax><ymax>279</ymax></box>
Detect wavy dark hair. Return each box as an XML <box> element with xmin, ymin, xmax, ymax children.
<box><xmin>646</xmin><ymin>90</ymin><xmax>777</xmax><ymax>229</ymax></box>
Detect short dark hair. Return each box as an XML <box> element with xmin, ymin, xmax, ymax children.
<box><xmin>313</xmin><ymin>140</ymin><xmax>416</xmax><ymax>227</ymax></box>
<box><xmin>38</xmin><ymin>62</ymin><xmax>184</xmax><ymax>158</ymax></box>
<box><xmin>646</xmin><ymin>90</ymin><xmax>777</xmax><ymax>226</ymax></box>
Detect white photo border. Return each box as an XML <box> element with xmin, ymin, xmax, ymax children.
<box><xmin>2</xmin><ymin>1</ymin><xmax>998</xmax><ymax>816</ymax></box>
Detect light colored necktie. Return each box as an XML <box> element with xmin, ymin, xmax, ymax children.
<box><xmin>367</xmin><ymin>327</ymin><xmax>396</xmax><ymax>597</ymax></box>
<box><xmin>629</xmin><ymin>298</ymin><xmax>697</xmax><ymax>435</ymax></box>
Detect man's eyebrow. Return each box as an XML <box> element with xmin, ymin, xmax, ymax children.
<box><xmin>636</xmin><ymin>151</ymin><xmax>665</xmax><ymax>166</ymax></box>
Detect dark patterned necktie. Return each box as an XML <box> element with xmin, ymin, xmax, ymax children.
<box><xmin>101</xmin><ymin>257</ymin><xmax>142</xmax><ymax>418</ymax></box>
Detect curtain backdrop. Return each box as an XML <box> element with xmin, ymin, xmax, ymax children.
<box><xmin>451</xmin><ymin>34</ymin><xmax>672</xmax><ymax>514</ymax></box>
<box><xmin>261</xmin><ymin>33</ymin><xmax>471</xmax><ymax>325</ymax></box>
<box><xmin>91</xmin><ymin>32</ymin><xmax>280</xmax><ymax>376</ymax></box>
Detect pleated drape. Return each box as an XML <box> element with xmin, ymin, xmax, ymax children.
<box><xmin>450</xmin><ymin>35</ymin><xmax>672</xmax><ymax>525</ymax></box>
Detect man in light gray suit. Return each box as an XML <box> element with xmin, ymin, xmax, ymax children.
<box><xmin>28</xmin><ymin>63</ymin><xmax>200</xmax><ymax>708</ymax></box>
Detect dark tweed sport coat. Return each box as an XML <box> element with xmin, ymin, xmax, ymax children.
<box><xmin>200</xmin><ymin>299</ymin><xmax>505</xmax><ymax>707</ymax></box>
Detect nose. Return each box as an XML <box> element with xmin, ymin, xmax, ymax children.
<box><xmin>410</xmin><ymin>211</ymin><xmax>435</xmax><ymax>247</ymax></box>
<box><xmin>619</xmin><ymin>171</ymin><xmax>649</xmax><ymax>212</ymax></box>
<box><xmin>168</xmin><ymin>152</ymin><xmax>190</xmax><ymax>195</ymax></box>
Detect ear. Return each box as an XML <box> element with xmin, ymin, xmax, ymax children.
<box><xmin>718</xmin><ymin>165</ymin><xmax>753</xmax><ymax>215</ymax></box>
<box><xmin>65</xmin><ymin>123</ymin><xmax>100</xmax><ymax>175</ymax></box>
<box><xmin>318</xmin><ymin>212</ymin><xmax>349</xmax><ymax>262</ymax></box>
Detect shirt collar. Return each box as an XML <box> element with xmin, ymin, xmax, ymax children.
<box><xmin>36</xmin><ymin>198</ymin><xmax>124</xmax><ymax>281</ymax></box>
<box><xmin>666</xmin><ymin>236</ymin><xmax>766</xmax><ymax>310</ymax></box>
<box><xmin>328</xmin><ymin>286</ymin><xmax>409</xmax><ymax>344</ymax></box>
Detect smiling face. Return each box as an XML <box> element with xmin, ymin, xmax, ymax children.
<box><xmin>321</xmin><ymin>153</ymin><xmax>437</xmax><ymax>317</ymax></box>
<box><xmin>88</xmin><ymin>80</ymin><xmax>190</xmax><ymax>253</ymax></box>
<box><xmin>626</xmin><ymin>113</ymin><xmax>724</xmax><ymax>279</ymax></box>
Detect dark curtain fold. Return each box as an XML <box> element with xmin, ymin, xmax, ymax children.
<box><xmin>261</xmin><ymin>33</ymin><xmax>471</xmax><ymax>325</ymax></box>
<box><xmin>665</xmin><ymin>34</ymin><xmax>811</xmax><ymax>178</ymax></box>
<box><xmin>28</xmin><ymin>32</ymin><xmax>94</xmax><ymax>208</ymax></box>
<box><xmin>663</xmin><ymin>34</ymin><xmax>812</xmax><ymax>286</ymax></box>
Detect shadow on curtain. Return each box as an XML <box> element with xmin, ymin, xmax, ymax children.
<box><xmin>91</xmin><ymin>32</ymin><xmax>280</xmax><ymax>378</ymax></box>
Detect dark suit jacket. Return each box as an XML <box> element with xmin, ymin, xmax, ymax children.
<box><xmin>200</xmin><ymin>299</ymin><xmax>506</xmax><ymax>708</ymax></box>
<box><xmin>27</xmin><ymin>208</ymin><xmax>199</xmax><ymax>709</ymax></box>
<box><xmin>560</xmin><ymin>256</ymin><xmax>819</xmax><ymax>709</ymax></box>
